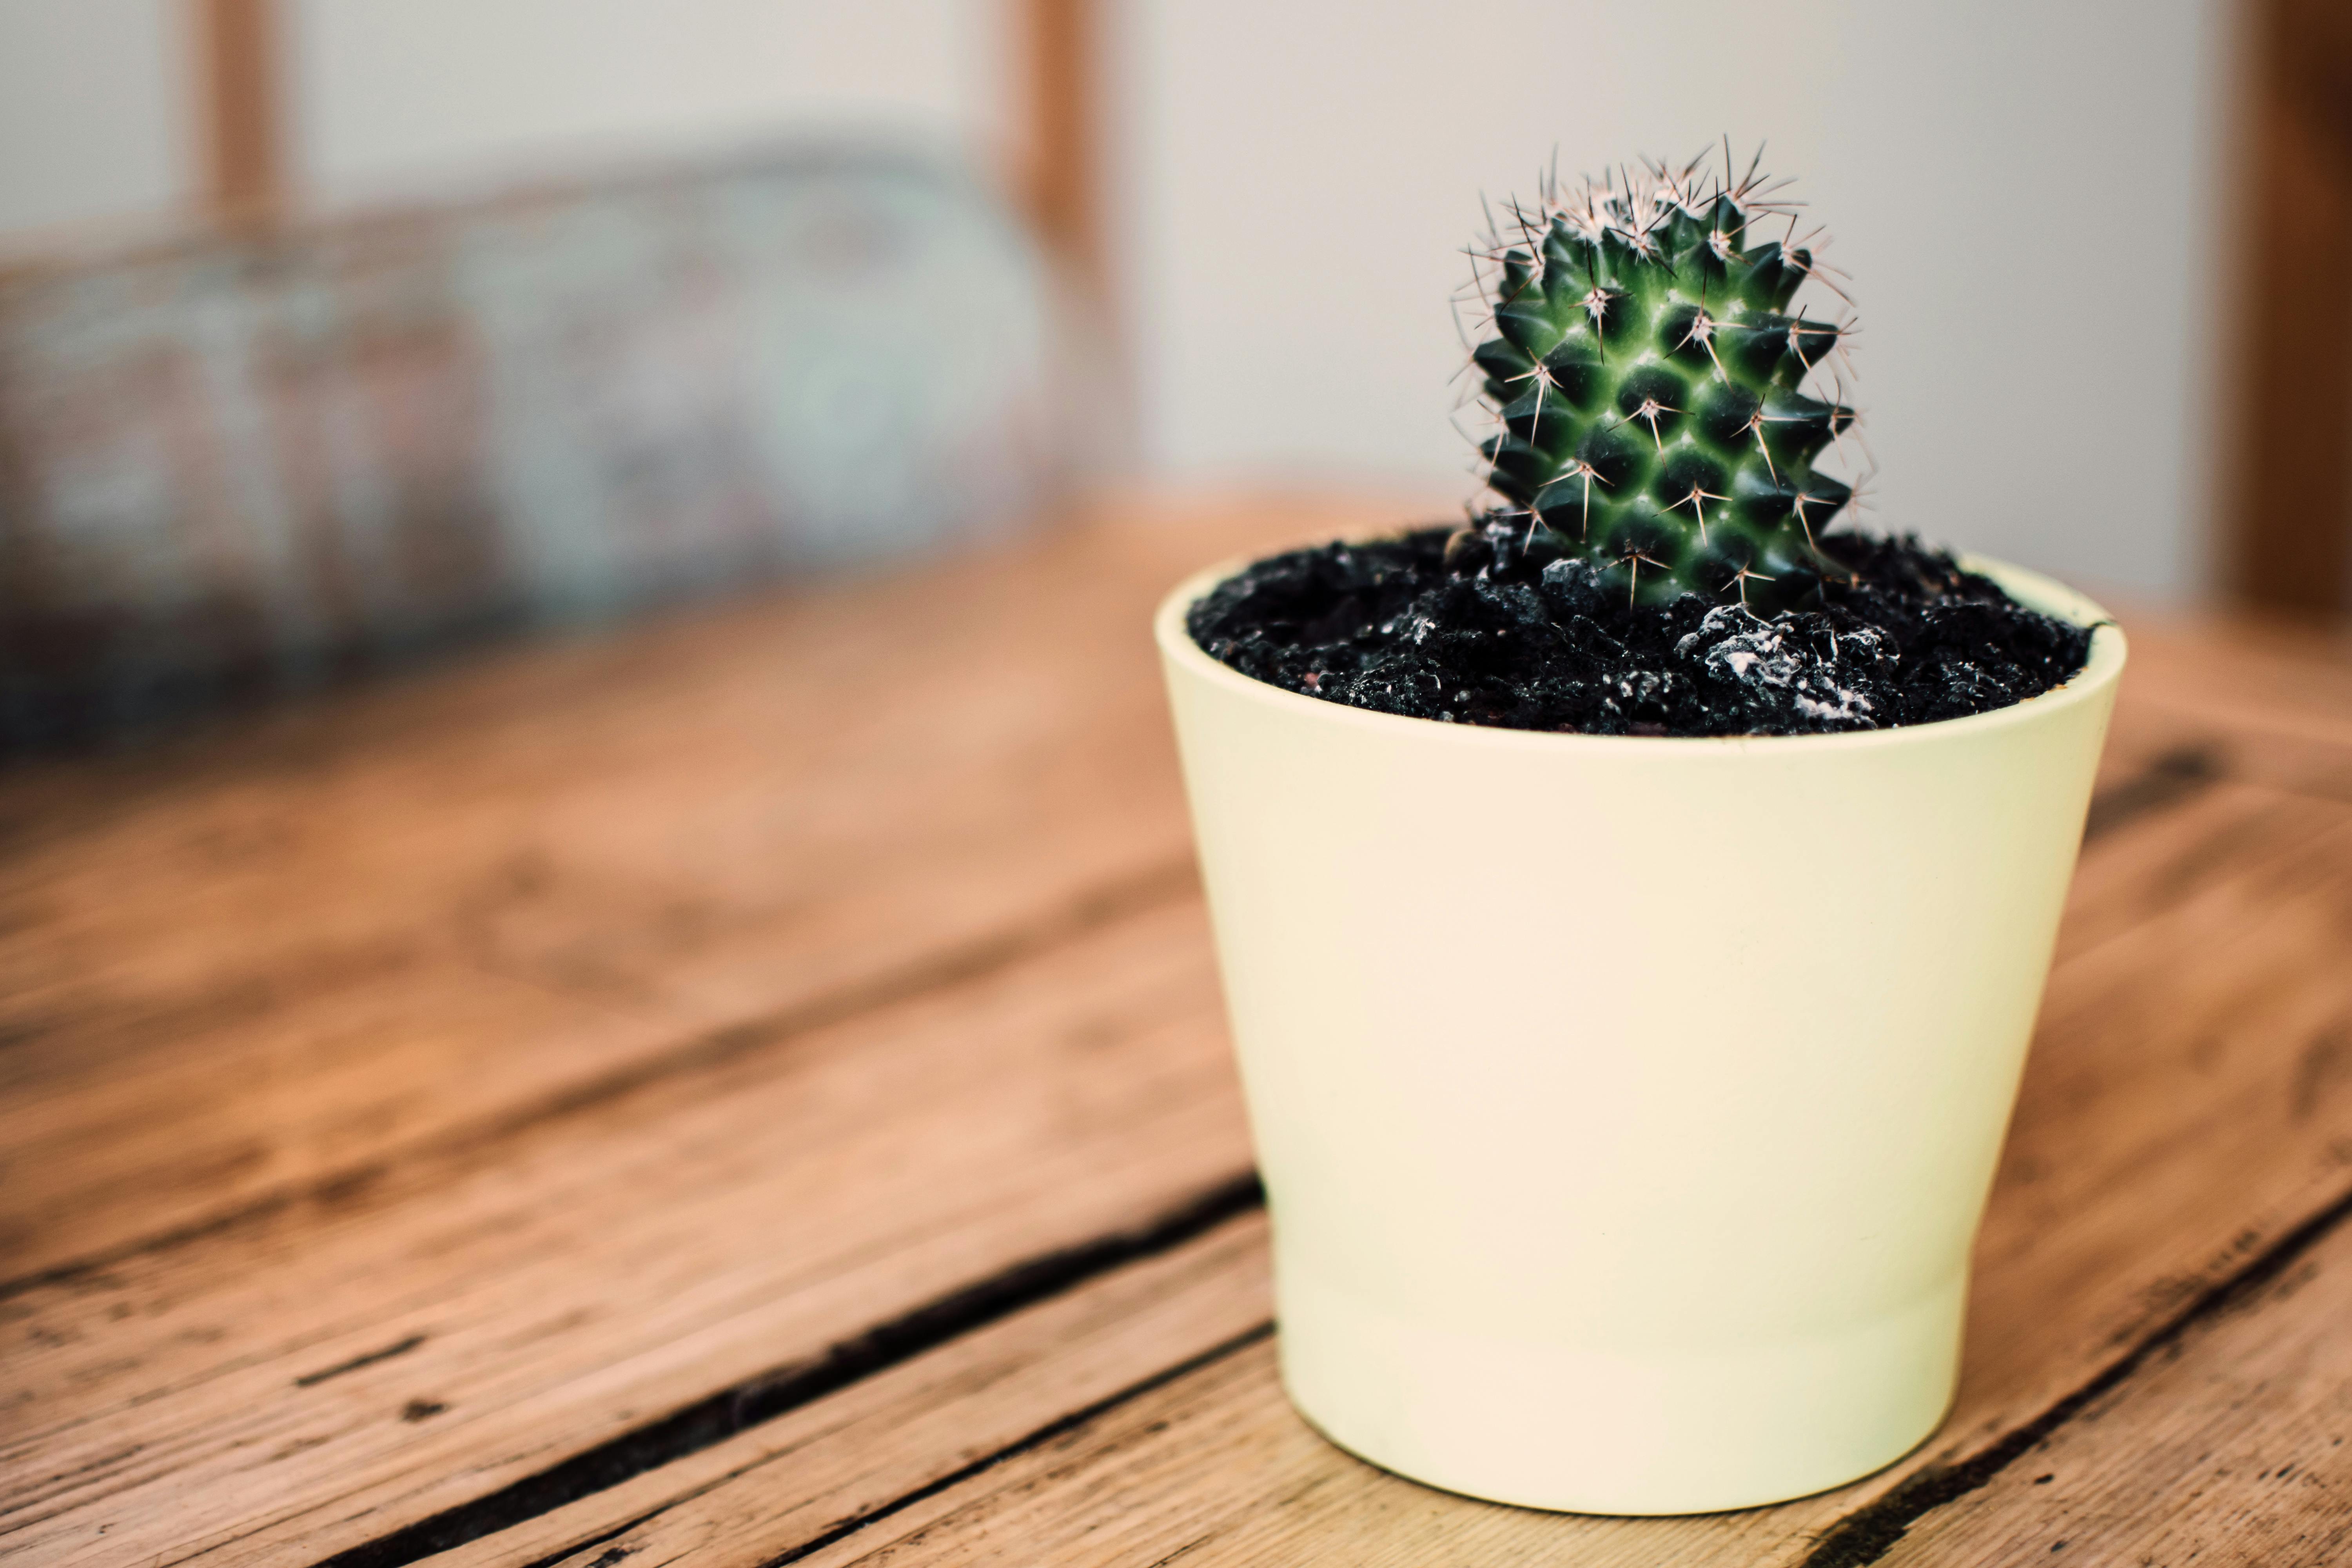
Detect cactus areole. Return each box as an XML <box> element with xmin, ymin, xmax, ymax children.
<box><xmin>1471</xmin><ymin>153</ymin><xmax>1858</xmax><ymax>612</ymax></box>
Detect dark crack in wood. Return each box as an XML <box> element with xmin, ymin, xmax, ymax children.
<box><xmin>309</xmin><ymin>1170</ymin><xmax>1265</xmax><ymax>1568</ymax></box>
<box><xmin>749</xmin><ymin>1321</ymin><xmax>1275</xmax><ymax>1568</ymax></box>
<box><xmin>294</xmin><ymin>1334</ymin><xmax>428</xmax><ymax>1388</ymax></box>
<box><xmin>2082</xmin><ymin>744</ymin><xmax>2225</xmax><ymax>843</ymax></box>
<box><xmin>1798</xmin><ymin>1173</ymin><xmax>2352</xmax><ymax>1567</ymax></box>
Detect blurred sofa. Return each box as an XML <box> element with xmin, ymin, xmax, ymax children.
<box><xmin>0</xmin><ymin>149</ymin><xmax>1077</xmax><ymax>752</ymax></box>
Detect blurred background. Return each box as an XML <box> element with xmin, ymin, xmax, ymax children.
<box><xmin>1</xmin><ymin>0</ymin><xmax>2345</xmax><ymax>749</ymax></box>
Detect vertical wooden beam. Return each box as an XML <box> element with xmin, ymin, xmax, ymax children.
<box><xmin>2231</xmin><ymin>0</ymin><xmax>2352</xmax><ymax>619</ymax></box>
<box><xmin>1020</xmin><ymin>0</ymin><xmax>1101</xmax><ymax>287</ymax></box>
<box><xmin>198</xmin><ymin>0</ymin><xmax>285</xmax><ymax>223</ymax></box>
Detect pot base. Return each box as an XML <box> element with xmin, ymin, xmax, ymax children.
<box><xmin>1278</xmin><ymin>1266</ymin><xmax>1962</xmax><ymax>1515</ymax></box>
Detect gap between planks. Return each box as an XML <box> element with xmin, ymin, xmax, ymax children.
<box><xmin>2</xmin><ymin>891</ymin><xmax>1254</xmax><ymax>1566</ymax></box>
<box><xmin>1795</xmin><ymin>1172</ymin><xmax>2352</xmax><ymax>1567</ymax></box>
<box><xmin>615</xmin><ymin>1132</ymin><xmax>2352</xmax><ymax>1566</ymax></box>
<box><xmin>526</xmin><ymin>1166</ymin><xmax>2352</xmax><ymax>1568</ymax></box>
<box><xmin>312</xmin><ymin>1174</ymin><xmax>1266</xmax><ymax>1568</ymax></box>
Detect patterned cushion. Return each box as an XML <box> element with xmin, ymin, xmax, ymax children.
<box><xmin>0</xmin><ymin>151</ymin><xmax>1072</xmax><ymax>749</ymax></box>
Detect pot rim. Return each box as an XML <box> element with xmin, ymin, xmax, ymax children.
<box><xmin>1155</xmin><ymin>540</ymin><xmax>2127</xmax><ymax>755</ymax></box>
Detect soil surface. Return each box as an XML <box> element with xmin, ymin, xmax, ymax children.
<box><xmin>1185</xmin><ymin>524</ymin><xmax>2097</xmax><ymax>738</ymax></box>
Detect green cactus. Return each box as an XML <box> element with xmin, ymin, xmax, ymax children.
<box><xmin>1468</xmin><ymin>152</ymin><xmax>1860</xmax><ymax>609</ymax></box>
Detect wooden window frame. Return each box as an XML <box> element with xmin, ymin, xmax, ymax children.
<box><xmin>197</xmin><ymin>0</ymin><xmax>285</xmax><ymax>223</ymax></box>
<box><xmin>2231</xmin><ymin>0</ymin><xmax>2352</xmax><ymax>619</ymax></box>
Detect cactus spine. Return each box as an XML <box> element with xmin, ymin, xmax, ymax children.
<box><xmin>1468</xmin><ymin>152</ymin><xmax>1860</xmax><ymax>609</ymax></box>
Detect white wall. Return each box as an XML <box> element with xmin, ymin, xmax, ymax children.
<box><xmin>289</xmin><ymin>0</ymin><xmax>1008</xmax><ymax>210</ymax></box>
<box><xmin>0</xmin><ymin>2</ymin><xmax>1004</xmax><ymax>236</ymax></box>
<box><xmin>0</xmin><ymin>0</ymin><xmax>191</xmax><ymax>237</ymax></box>
<box><xmin>0</xmin><ymin>1</ymin><xmax>2234</xmax><ymax>600</ymax></box>
<box><xmin>1117</xmin><ymin>0</ymin><xmax>2231</xmax><ymax>601</ymax></box>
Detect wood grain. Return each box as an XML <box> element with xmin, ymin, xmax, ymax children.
<box><xmin>1875</xmin><ymin>1215</ymin><xmax>2352</xmax><ymax>1566</ymax></box>
<box><xmin>5</xmin><ymin>502</ymin><xmax>2349</xmax><ymax>1567</ymax></box>
<box><xmin>0</xmin><ymin>895</ymin><xmax>1253</xmax><ymax>1566</ymax></box>
<box><xmin>2231</xmin><ymin>0</ymin><xmax>2352</xmax><ymax>619</ymax></box>
<box><xmin>0</xmin><ymin>503</ymin><xmax>1346</xmax><ymax>1285</ymax></box>
<box><xmin>430</xmin><ymin>1216</ymin><xmax>1274</xmax><ymax>1568</ymax></box>
<box><xmin>2103</xmin><ymin>612</ymin><xmax>2352</xmax><ymax>802</ymax></box>
<box><xmin>499</xmin><ymin>775</ymin><xmax>2352</xmax><ymax>1568</ymax></box>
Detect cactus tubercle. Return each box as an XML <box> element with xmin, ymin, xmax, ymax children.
<box><xmin>1464</xmin><ymin>150</ymin><xmax>1864</xmax><ymax>609</ymax></box>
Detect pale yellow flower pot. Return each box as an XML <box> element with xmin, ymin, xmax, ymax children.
<box><xmin>1156</xmin><ymin>552</ymin><xmax>2125</xmax><ymax>1515</ymax></box>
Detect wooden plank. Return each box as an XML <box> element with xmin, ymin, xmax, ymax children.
<box><xmin>198</xmin><ymin>0</ymin><xmax>285</xmax><ymax>223</ymax></box>
<box><xmin>1871</xmin><ymin>1207</ymin><xmax>2352</xmax><ymax>1566</ymax></box>
<box><xmin>532</xmin><ymin>784</ymin><xmax>2352</xmax><ymax>1568</ymax></box>
<box><xmin>0</xmin><ymin>898</ymin><xmax>1252</xmax><ymax>1566</ymax></box>
<box><xmin>2101</xmin><ymin>612</ymin><xmax>2352</xmax><ymax>804</ymax></box>
<box><xmin>1020</xmin><ymin>0</ymin><xmax>1104</xmax><ymax>285</ymax></box>
<box><xmin>415</xmin><ymin>777</ymin><xmax>2352</xmax><ymax>1568</ymax></box>
<box><xmin>2056</xmin><ymin>771</ymin><xmax>2343</xmax><ymax>964</ymax></box>
<box><xmin>429</xmin><ymin>1215</ymin><xmax>1273</xmax><ymax>1568</ymax></box>
<box><xmin>2229</xmin><ymin>0</ymin><xmax>2352</xmax><ymax>619</ymax></box>
<box><xmin>0</xmin><ymin>503</ymin><xmax>1343</xmax><ymax>1285</ymax></box>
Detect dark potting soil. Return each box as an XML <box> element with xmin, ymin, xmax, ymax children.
<box><xmin>1185</xmin><ymin>525</ymin><xmax>2098</xmax><ymax>738</ymax></box>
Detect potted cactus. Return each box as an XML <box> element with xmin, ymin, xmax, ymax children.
<box><xmin>1155</xmin><ymin>154</ymin><xmax>2125</xmax><ymax>1515</ymax></box>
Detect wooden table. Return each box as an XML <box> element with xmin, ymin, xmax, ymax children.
<box><xmin>6</xmin><ymin>499</ymin><xmax>2352</xmax><ymax>1568</ymax></box>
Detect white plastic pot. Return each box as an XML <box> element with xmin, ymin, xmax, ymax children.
<box><xmin>1156</xmin><ymin>552</ymin><xmax>2125</xmax><ymax>1515</ymax></box>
